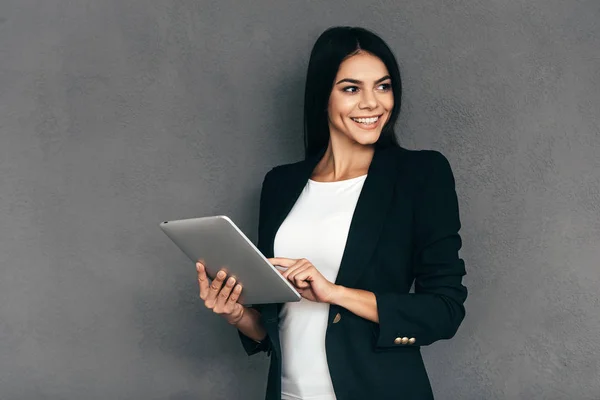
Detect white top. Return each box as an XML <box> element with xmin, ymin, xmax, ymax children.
<box><xmin>274</xmin><ymin>174</ymin><xmax>367</xmax><ymax>400</ymax></box>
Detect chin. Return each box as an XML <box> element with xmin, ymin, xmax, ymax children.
<box><xmin>350</xmin><ymin>129</ymin><xmax>382</xmax><ymax>146</ymax></box>
<box><xmin>355</xmin><ymin>135</ymin><xmax>380</xmax><ymax>146</ymax></box>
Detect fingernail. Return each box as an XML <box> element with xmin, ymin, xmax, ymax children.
<box><xmin>217</xmin><ymin>271</ymin><xmax>225</xmax><ymax>279</ymax></box>
<box><xmin>227</xmin><ymin>277</ymin><xmax>235</xmax><ymax>286</ymax></box>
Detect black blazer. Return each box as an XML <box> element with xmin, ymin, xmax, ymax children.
<box><xmin>238</xmin><ymin>145</ymin><xmax>467</xmax><ymax>400</ymax></box>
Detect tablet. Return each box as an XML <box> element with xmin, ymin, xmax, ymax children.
<box><xmin>159</xmin><ymin>215</ymin><xmax>301</xmax><ymax>305</ymax></box>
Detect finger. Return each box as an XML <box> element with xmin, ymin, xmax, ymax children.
<box><xmin>282</xmin><ymin>265</ymin><xmax>299</xmax><ymax>279</ymax></box>
<box><xmin>196</xmin><ymin>262</ymin><xmax>210</xmax><ymax>300</ymax></box>
<box><xmin>288</xmin><ymin>265</ymin><xmax>312</xmax><ymax>288</ymax></box>
<box><xmin>282</xmin><ymin>259</ymin><xmax>310</xmax><ymax>280</ymax></box>
<box><xmin>294</xmin><ymin>271</ymin><xmax>312</xmax><ymax>288</ymax></box>
<box><xmin>268</xmin><ymin>257</ymin><xmax>297</xmax><ymax>268</ymax></box>
<box><xmin>274</xmin><ymin>265</ymin><xmax>288</xmax><ymax>275</ymax></box>
<box><xmin>294</xmin><ymin>278</ymin><xmax>310</xmax><ymax>289</ymax></box>
<box><xmin>287</xmin><ymin>265</ymin><xmax>310</xmax><ymax>287</ymax></box>
<box><xmin>224</xmin><ymin>284</ymin><xmax>243</xmax><ymax>312</ymax></box>
<box><xmin>285</xmin><ymin>262</ymin><xmax>308</xmax><ymax>280</ymax></box>
<box><xmin>216</xmin><ymin>276</ymin><xmax>236</xmax><ymax>309</ymax></box>
<box><xmin>281</xmin><ymin>260</ymin><xmax>305</xmax><ymax>279</ymax></box>
<box><xmin>205</xmin><ymin>269</ymin><xmax>227</xmax><ymax>308</ymax></box>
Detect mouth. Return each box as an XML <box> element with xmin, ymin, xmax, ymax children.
<box><xmin>350</xmin><ymin>114</ymin><xmax>384</xmax><ymax>130</ymax></box>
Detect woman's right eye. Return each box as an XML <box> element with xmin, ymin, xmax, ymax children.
<box><xmin>343</xmin><ymin>86</ymin><xmax>359</xmax><ymax>93</ymax></box>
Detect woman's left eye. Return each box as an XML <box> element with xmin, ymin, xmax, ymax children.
<box><xmin>377</xmin><ymin>83</ymin><xmax>392</xmax><ymax>91</ymax></box>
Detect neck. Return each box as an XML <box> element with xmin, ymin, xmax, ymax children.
<box><xmin>312</xmin><ymin>138</ymin><xmax>375</xmax><ymax>182</ymax></box>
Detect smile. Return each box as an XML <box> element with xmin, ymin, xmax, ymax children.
<box><xmin>350</xmin><ymin>115</ymin><xmax>383</xmax><ymax>129</ymax></box>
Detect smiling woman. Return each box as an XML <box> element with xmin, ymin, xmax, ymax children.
<box><xmin>303</xmin><ymin>27</ymin><xmax>402</xmax><ymax>162</ymax></box>
<box><xmin>197</xmin><ymin>26</ymin><xmax>467</xmax><ymax>400</ymax></box>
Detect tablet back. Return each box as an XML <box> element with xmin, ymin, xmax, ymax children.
<box><xmin>159</xmin><ymin>215</ymin><xmax>301</xmax><ymax>305</ymax></box>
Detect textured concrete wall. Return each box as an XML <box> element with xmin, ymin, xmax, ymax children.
<box><xmin>1</xmin><ymin>1</ymin><xmax>598</xmax><ymax>399</ymax></box>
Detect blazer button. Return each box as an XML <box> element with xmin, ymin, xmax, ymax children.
<box><xmin>394</xmin><ymin>337</ymin><xmax>402</xmax><ymax>345</ymax></box>
<box><xmin>408</xmin><ymin>338</ymin><xmax>416</xmax><ymax>345</ymax></box>
<box><xmin>401</xmin><ymin>337</ymin><xmax>409</xmax><ymax>345</ymax></box>
<box><xmin>333</xmin><ymin>313</ymin><xmax>341</xmax><ymax>323</ymax></box>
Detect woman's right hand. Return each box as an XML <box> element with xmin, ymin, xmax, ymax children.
<box><xmin>196</xmin><ymin>261</ymin><xmax>245</xmax><ymax>326</ymax></box>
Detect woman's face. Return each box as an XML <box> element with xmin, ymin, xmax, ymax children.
<box><xmin>327</xmin><ymin>51</ymin><xmax>394</xmax><ymax>147</ymax></box>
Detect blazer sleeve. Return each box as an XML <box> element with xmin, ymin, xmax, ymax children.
<box><xmin>237</xmin><ymin>304</ymin><xmax>272</xmax><ymax>356</ymax></box>
<box><xmin>237</xmin><ymin>168</ymin><xmax>275</xmax><ymax>356</ymax></box>
<box><xmin>373</xmin><ymin>151</ymin><xmax>468</xmax><ymax>349</ymax></box>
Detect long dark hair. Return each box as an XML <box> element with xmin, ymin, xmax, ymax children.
<box><xmin>303</xmin><ymin>26</ymin><xmax>402</xmax><ymax>159</ymax></box>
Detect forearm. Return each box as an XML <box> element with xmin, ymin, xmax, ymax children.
<box><xmin>330</xmin><ymin>285</ymin><xmax>379</xmax><ymax>324</ymax></box>
<box><xmin>234</xmin><ymin>306</ymin><xmax>267</xmax><ymax>342</ymax></box>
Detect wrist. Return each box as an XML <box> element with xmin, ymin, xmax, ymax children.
<box><xmin>329</xmin><ymin>284</ymin><xmax>346</xmax><ymax>305</ymax></box>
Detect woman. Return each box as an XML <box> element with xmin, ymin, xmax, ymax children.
<box><xmin>196</xmin><ymin>26</ymin><xmax>467</xmax><ymax>400</ymax></box>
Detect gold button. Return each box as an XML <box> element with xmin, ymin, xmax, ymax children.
<box><xmin>408</xmin><ymin>337</ymin><xmax>416</xmax><ymax>344</ymax></box>
<box><xmin>332</xmin><ymin>313</ymin><xmax>341</xmax><ymax>323</ymax></box>
<box><xmin>401</xmin><ymin>337</ymin><xmax>409</xmax><ymax>345</ymax></box>
<box><xmin>394</xmin><ymin>337</ymin><xmax>402</xmax><ymax>345</ymax></box>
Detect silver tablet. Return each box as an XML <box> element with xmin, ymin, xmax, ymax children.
<box><xmin>159</xmin><ymin>215</ymin><xmax>301</xmax><ymax>305</ymax></box>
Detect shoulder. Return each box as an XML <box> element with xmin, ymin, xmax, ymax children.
<box><xmin>269</xmin><ymin>160</ymin><xmax>303</xmax><ymax>178</ymax></box>
<box><xmin>392</xmin><ymin>146</ymin><xmax>457</xmax><ymax>191</ymax></box>
<box><xmin>261</xmin><ymin>157</ymin><xmax>304</xmax><ymax>187</ymax></box>
<box><xmin>394</xmin><ymin>146</ymin><xmax>452</xmax><ymax>170</ymax></box>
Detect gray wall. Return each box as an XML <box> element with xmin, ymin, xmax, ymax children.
<box><xmin>1</xmin><ymin>0</ymin><xmax>598</xmax><ymax>399</ymax></box>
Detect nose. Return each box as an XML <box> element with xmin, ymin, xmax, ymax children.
<box><xmin>358</xmin><ymin>89</ymin><xmax>377</xmax><ymax>110</ymax></box>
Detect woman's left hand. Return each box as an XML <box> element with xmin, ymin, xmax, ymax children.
<box><xmin>268</xmin><ymin>257</ymin><xmax>339</xmax><ymax>304</ymax></box>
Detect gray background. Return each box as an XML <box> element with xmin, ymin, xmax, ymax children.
<box><xmin>1</xmin><ymin>0</ymin><xmax>598</xmax><ymax>399</ymax></box>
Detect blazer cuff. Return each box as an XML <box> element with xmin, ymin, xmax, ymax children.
<box><xmin>237</xmin><ymin>329</ymin><xmax>272</xmax><ymax>356</ymax></box>
<box><xmin>373</xmin><ymin>290</ymin><xmax>466</xmax><ymax>349</ymax></box>
<box><xmin>374</xmin><ymin>292</ymin><xmax>421</xmax><ymax>349</ymax></box>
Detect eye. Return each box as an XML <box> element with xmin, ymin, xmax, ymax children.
<box><xmin>342</xmin><ymin>86</ymin><xmax>359</xmax><ymax>93</ymax></box>
<box><xmin>377</xmin><ymin>83</ymin><xmax>392</xmax><ymax>91</ymax></box>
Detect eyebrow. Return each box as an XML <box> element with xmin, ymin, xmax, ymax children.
<box><xmin>335</xmin><ymin>75</ymin><xmax>392</xmax><ymax>85</ymax></box>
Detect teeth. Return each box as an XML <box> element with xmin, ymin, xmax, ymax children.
<box><xmin>352</xmin><ymin>116</ymin><xmax>379</xmax><ymax>124</ymax></box>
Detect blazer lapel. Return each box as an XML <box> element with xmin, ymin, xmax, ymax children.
<box><xmin>333</xmin><ymin>146</ymin><xmax>397</xmax><ymax>290</ymax></box>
